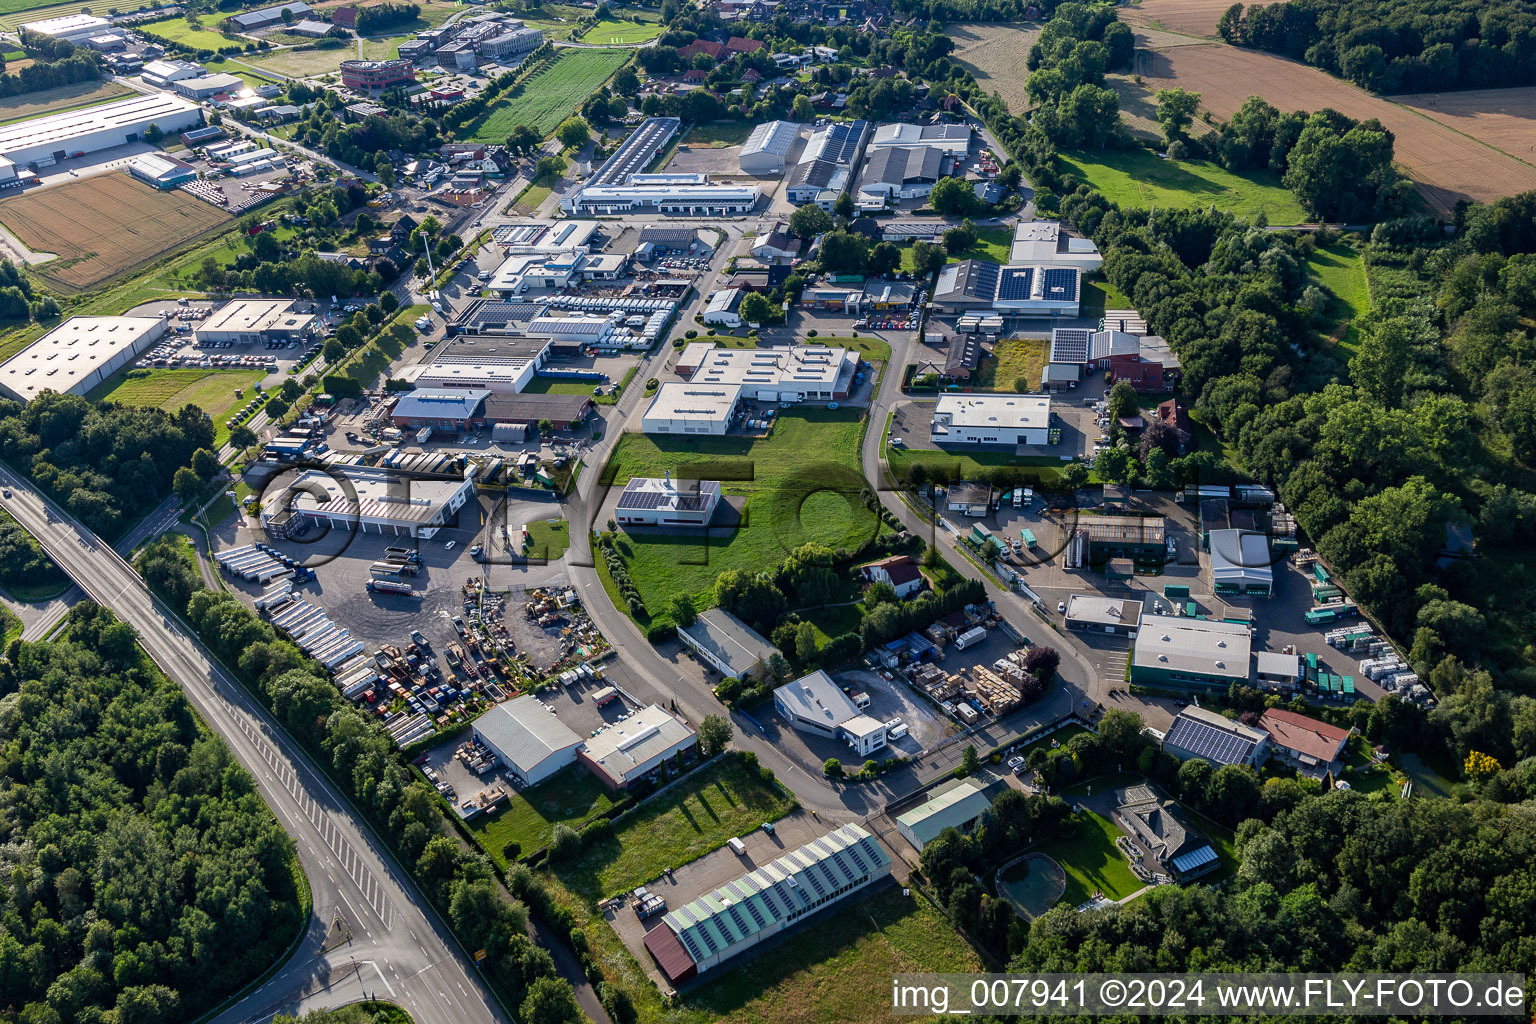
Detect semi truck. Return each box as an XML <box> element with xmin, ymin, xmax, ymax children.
<box><xmin>367</xmin><ymin>579</ymin><xmax>417</xmax><ymax>596</ymax></box>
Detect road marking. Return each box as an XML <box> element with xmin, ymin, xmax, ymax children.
<box><xmin>366</xmin><ymin>960</ymin><xmax>396</xmax><ymax>997</ymax></box>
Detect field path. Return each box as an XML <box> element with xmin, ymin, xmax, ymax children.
<box><xmin>1391</xmin><ymin>87</ymin><xmax>1536</xmax><ymax>169</ymax></box>
<box><xmin>1134</xmin><ymin>43</ymin><xmax>1536</xmax><ymax>214</ymax></box>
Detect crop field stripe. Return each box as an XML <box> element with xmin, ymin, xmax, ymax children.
<box><xmin>466</xmin><ymin>47</ymin><xmax>630</xmax><ymax>140</ymax></box>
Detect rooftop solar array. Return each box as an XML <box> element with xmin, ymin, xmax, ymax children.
<box><xmin>824</xmin><ymin>119</ymin><xmax>870</xmax><ymax>164</ymax></box>
<box><xmin>588</xmin><ymin>116</ymin><xmax>682</xmax><ymax>187</ymax></box>
<box><xmin>1043</xmin><ymin>267</ymin><xmax>1079</xmax><ymax>301</ymax></box>
<box><xmin>996</xmin><ymin>266</ymin><xmax>1034</xmax><ymax>301</ymax></box>
<box><xmin>1164</xmin><ymin>714</ymin><xmax>1260</xmax><ymax>766</ymax></box>
<box><xmin>616</xmin><ymin>478</ymin><xmax>721</xmax><ymax>512</ymax></box>
<box><xmin>1050</xmin><ymin>327</ymin><xmax>1092</xmax><ymax>363</ymax></box>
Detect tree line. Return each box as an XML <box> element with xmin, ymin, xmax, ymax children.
<box><xmin>134</xmin><ymin>539</ymin><xmax>587</xmax><ymax>1024</ymax></box>
<box><xmin>1220</xmin><ymin>0</ymin><xmax>1536</xmax><ymax>93</ymax></box>
<box><xmin>0</xmin><ymin>51</ymin><xmax>102</xmax><ymax>99</ymax></box>
<box><xmin>0</xmin><ymin>603</ymin><xmax>304</xmax><ymax>1024</ymax></box>
<box><xmin>354</xmin><ymin>2</ymin><xmax>419</xmax><ymax>35</ymax></box>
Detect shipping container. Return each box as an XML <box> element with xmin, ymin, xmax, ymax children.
<box><xmin>1163</xmin><ymin>584</ymin><xmax>1190</xmax><ymax>598</ymax></box>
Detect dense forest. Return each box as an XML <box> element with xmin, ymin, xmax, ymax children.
<box><xmin>0</xmin><ymin>511</ymin><xmax>66</xmax><ymax>595</ymax></box>
<box><xmin>1220</xmin><ymin>0</ymin><xmax>1536</xmax><ymax>93</ymax></box>
<box><xmin>0</xmin><ymin>392</ymin><xmax>214</xmax><ymax>537</ymax></box>
<box><xmin>0</xmin><ymin>603</ymin><xmax>303</xmax><ymax>1024</ymax></box>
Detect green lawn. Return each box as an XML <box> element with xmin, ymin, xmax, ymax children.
<box><xmin>465</xmin><ymin>764</ymin><xmax>619</xmax><ymax>868</ymax></box>
<box><xmin>511</xmin><ymin>182</ymin><xmax>553</xmax><ymax>214</ymax></box>
<box><xmin>523</xmin><ymin>517</ymin><xmax>569</xmax><ymax>559</ymax></box>
<box><xmin>899</xmin><ymin>225</ymin><xmax>1012</xmax><ymax>272</ymax></box>
<box><xmin>683</xmin><ymin>121</ymin><xmax>755</xmax><ymax>147</ymax></box>
<box><xmin>143</xmin><ymin>14</ymin><xmax>241</xmax><ymax>50</ymax></box>
<box><xmin>800</xmin><ymin>602</ymin><xmax>864</xmax><ymax>644</ymax></box>
<box><xmin>599</xmin><ymin>409</ymin><xmax>878</xmax><ymax>617</ymax></box>
<box><xmin>247</xmin><ymin>46</ymin><xmax>349</xmax><ymax>78</ymax></box>
<box><xmin>555</xmin><ymin>755</ymin><xmax>798</xmax><ymax>900</ymax></box>
<box><xmin>1035</xmin><ymin>810</ymin><xmax>1144</xmax><ymax>907</ymax></box>
<box><xmin>465</xmin><ymin>48</ymin><xmax>630</xmax><ymax>140</ymax></box>
<box><xmin>885</xmin><ymin>446</ymin><xmax>1069</xmax><ymax>487</ymax></box>
<box><xmin>671</xmin><ymin>887</ymin><xmax>982</xmax><ymax>1024</ymax></box>
<box><xmin>91</xmin><ymin>368</ymin><xmax>270</xmax><ymax>448</ymax></box>
<box><xmin>584</xmin><ymin>16</ymin><xmax>662</xmax><ymax>44</ymax></box>
<box><xmin>0</xmin><ymin>79</ymin><xmax>132</xmax><ymax>126</ymax></box>
<box><xmin>1080</xmin><ymin>277</ymin><xmax>1132</xmax><ymax>322</ymax></box>
<box><xmin>1306</xmin><ymin>241</ymin><xmax>1371</xmax><ymax>355</ymax></box>
<box><xmin>0</xmin><ymin>604</ymin><xmax>20</xmax><ymax>646</ymax></box>
<box><xmin>1060</xmin><ymin>148</ymin><xmax>1308</xmax><ymax>225</ymax></box>
<box><xmin>973</xmin><ymin>337</ymin><xmax>1048</xmax><ymax>392</ymax></box>
<box><xmin>524</xmin><ymin>376</ymin><xmax>602</xmax><ymax>397</ymax></box>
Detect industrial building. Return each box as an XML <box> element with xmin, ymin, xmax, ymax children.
<box><xmin>1064</xmin><ymin>594</ymin><xmax>1143</xmax><ymax>636</ymax></box>
<box><xmin>481</xmin><ymin>392</ymin><xmax>593</xmax><ymax>429</ymax></box>
<box><xmin>19</xmin><ymin>12</ymin><xmax>111</xmax><ymax>42</ymax></box>
<box><xmin>127</xmin><ymin>151</ymin><xmax>197</xmax><ymax>189</ymax></box>
<box><xmin>857</xmin><ymin>146</ymin><xmax>942</xmax><ymax>201</ymax></box>
<box><xmin>678</xmin><ymin>607</ymin><xmax>775</xmax><ymax>680</ymax></box>
<box><xmin>402</xmin><ymin>334</ymin><xmax>552</xmax><ymax>394</ymax></box>
<box><xmin>614</xmin><ymin>475</ymin><xmax>723</xmax><ymax>528</ymax></box>
<box><xmin>577</xmin><ymin>705</ymin><xmax>698</xmax><ymax>789</ymax></box>
<box><xmin>173</xmin><ymin>73</ymin><xmax>244</xmax><ymax>100</ymax></box>
<box><xmin>492</xmin><ymin>220</ymin><xmax>602</xmax><ymax>254</ymax></box>
<box><xmin>932</xmin><ymin>261</ymin><xmax>1082</xmax><ymax>318</ymax></box>
<box><xmin>1072</xmin><ymin>513</ymin><xmax>1167</xmax><ymax>563</ymax></box>
<box><xmin>340</xmin><ymin>58</ymin><xmax>417</xmax><ymax>92</ymax></box>
<box><xmin>560</xmin><ymin>175</ymin><xmax>761</xmax><ymax>216</ymax></box>
<box><xmin>684</xmin><ymin>344</ymin><xmax>859</xmax><ymax>403</ymax></box>
<box><xmin>1132</xmin><ymin>615</ymin><xmax>1253</xmax><ymax>691</ymax></box>
<box><xmin>702</xmin><ymin>286</ymin><xmax>747</xmax><ymax>328</ymax></box>
<box><xmin>786</xmin><ymin>119</ymin><xmax>869</xmax><ymax>208</ymax></box>
<box><xmin>587</xmin><ymin>117</ymin><xmax>681</xmax><ymax>187</ymax></box>
<box><xmin>472</xmin><ymin>695</ymin><xmax>583</xmax><ymax>786</ymax></box>
<box><xmin>0</xmin><ymin>95</ymin><xmax>202</xmax><ymax>180</ymax></box>
<box><xmin>1209</xmin><ymin>528</ymin><xmax>1274</xmax><ymax>596</ymax></box>
<box><xmin>895</xmin><ymin>777</ymin><xmax>993</xmax><ymax>852</ymax></box>
<box><xmin>1009</xmin><ymin>220</ymin><xmax>1103</xmax><ymax>271</ymax></box>
<box><xmin>388</xmin><ymin>389</ymin><xmax>492</xmax><ymax>431</ymax></box>
<box><xmin>644</xmin><ymin>824</ymin><xmax>891</xmax><ymax>984</ymax></box>
<box><xmin>774</xmin><ymin>670</ymin><xmax>888</xmax><ymax>757</ymax></box>
<box><xmin>868</xmin><ymin>122</ymin><xmax>971</xmax><ymax>156</ymax></box>
<box><xmin>1112</xmin><ymin>784</ymin><xmax>1219</xmax><ymax>881</ymax></box>
<box><xmin>1258</xmin><ymin>708</ymin><xmax>1350</xmax><ymax>778</ymax></box>
<box><xmin>739</xmin><ymin>119</ymin><xmax>800</xmax><ymax>174</ymax></box>
<box><xmin>141</xmin><ymin>59</ymin><xmax>204</xmax><ymax>88</ymax></box>
<box><xmin>196</xmin><ymin>299</ymin><xmax>316</xmax><ymax>345</ymax></box>
<box><xmin>641</xmin><ymin>382</ymin><xmax>744</xmax><ymax>435</ymax></box>
<box><xmin>0</xmin><ymin>316</ymin><xmax>167</xmax><ymax>402</ymax></box>
<box><xmin>930</xmin><ymin>393</ymin><xmax>1052</xmax><ymax>447</ymax></box>
<box><xmin>227</xmin><ymin>2</ymin><xmax>312</xmax><ymax>30</ymax></box>
<box><xmin>1160</xmin><ymin>706</ymin><xmax>1269</xmax><ymax>767</ymax></box>
<box><xmin>259</xmin><ymin>464</ymin><xmax>477</xmax><ymax>539</ymax></box>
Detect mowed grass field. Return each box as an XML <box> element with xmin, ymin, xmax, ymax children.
<box><xmin>1135</xmin><ymin>42</ymin><xmax>1536</xmax><ymax>214</ymax></box>
<box><xmin>141</xmin><ymin>14</ymin><xmax>241</xmax><ymax>49</ymax></box>
<box><xmin>466</xmin><ymin>764</ymin><xmax>618</xmax><ymax>867</ymax></box>
<box><xmin>950</xmin><ymin>23</ymin><xmax>1041</xmax><ymax>114</ymax></box>
<box><xmin>0</xmin><ymin>0</ymin><xmax>81</xmax><ymax>29</ymax></box>
<box><xmin>0</xmin><ymin>79</ymin><xmax>132</xmax><ymax>125</ymax></box>
<box><xmin>598</xmin><ymin>409</ymin><xmax>878</xmax><ymax>615</ymax></box>
<box><xmin>584</xmin><ymin>15</ymin><xmax>662</xmax><ymax>44</ymax></box>
<box><xmin>92</xmin><ymin>368</ymin><xmax>268</xmax><ymax>446</ymax></box>
<box><xmin>1060</xmin><ymin>147</ymin><xmax>1308</xmax><ymax>224</ymax></box>
<box><xmin>0</xmin><ymin>175</ymin><xmax>232</xmax><ymax>290</ymax></box>
<box><xmin>1037</xmin><ymin>810</ymin><xmax>1144</xmax><ymax>907</ymax></box>
<box><xmin>248</xmin><ymin>45</ymin><xmax>351</xmax><ymax>78</ymax></box>
<box><xmin>465</xmin><ymin>48</ymin><xmax>630</xmax><ymax>140</ymax></box>
<box><xmin>1306</xmin><ymin>240</ymin><xmax>1371</xmax><ymax>349</ymax></box>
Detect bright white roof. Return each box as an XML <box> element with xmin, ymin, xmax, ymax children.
<box><xmin>1134</xmin><ymin>615</ymin><xmax>1253</xmax><ymax>678</ymax></box>
<box><xmin>20</xmin><ymin>12</ymin><xmax>109</xmax><ymax>35</ymax></box>
<box><xmin>644</xmin><ymin>381</ymin><xmax>743</xmax><ymax>421</ymax></box>
<box><xmin>0</xmin><ymin>94</ymin><xmax>199</xmax><ymax>156</ymax></box>
<box><xmin>198</xmin><ymin>299</ymin><xmax>311</xmax><ymax>336</ymax></box>
<box><xmin>579</xmin><ymin>705</ymin><xmax>696</xmax><ymax>784</ymax></box>
<box><xmin>742</xmin><ymin>119</ymin><xmax>800</xmax><ymax>157</ymax></box>
<box><xmin>933</xmin><ymin>393</ymin><xmax>1051</xmax><ymax>430</ymax></box>
<box><xmin>690</xmin><ymin>345</ymin><xmax>854</xmax><ymax>390</ymax></box>
<box><xmin>0</xmin><ymin>316</ymin><xmax>164</xmax><ymax>401</ymax></box>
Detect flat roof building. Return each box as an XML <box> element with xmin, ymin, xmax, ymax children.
<box><xmin>868</xmin><ymin>122</ymin><xmax>971</xmax><ymax>155</ymax></box>
<box><xmin>19</xmin><ymin>12</ymin><xmax>111</xmax><ymax>42</ymax></box>
<box><xmin>678</xmin><ymin>607</ymin><xmax>776</xmax><ymax>680</ymax></box>
<box><xmin>1161</xmin><ymin>706</ymin><xmax>1269</xmax><ymax>767</ymax></box>
<box><xmin>197</xmin><ymin>299</ymin><xmax>315</xmax><ymax>345</ymax></box>
<box><xmin>0</xmin><ymin>95</ymin><xmax>202</xmax><ymax>179</ymax></box>
<box><xmin>615</xmin><ymin>475</ymin><xmax>722</xmax><ymax>528</ymax></box>
<box><xmin>587</xmin><ymin>116</ymin><xmax>681</xmax><ymax>187</ymax></box>
<box><xmin>260</xmin><ymin>464</ymin><xmax>476</xmax><ymax>539</ymax></box>
<box><xmin>774</xmin><ymin>670</ymin><xmax>888</xmax><ymax>756</ymax></box>
<box><xmin>127</xmin><ymin>151</ymin><xmax>196</xmax><ymax>189</ymax></box>
<box><xmin>932</xmin><ymin>260</ymin><xmax>1081</xmax><ymax>318</ymax></box>
<box><xmin>473</xmin><ymin>695</ymin><xmax>583</xmax><ymax>786</ymax></box>
<box><xmin>931</xmin><ymin>393</ymin><xmax>1052</xmax><ymax>447</ymax></box>
<box><xmin>0</xmin><ymin>316</ymin><xmax>167</xmax><ymax>402</ymax></box>
<box><xmin>685</xmin><ymin>344</ymin><xmax>858</xmax><ymax>403</ymax></box>
<box><xmin>1132</xmin><ymin>615</ymin><xmax>1253</xmax><ymax>690</ymax></box>
<box><xmin>644</xmin><ymin>824</ymin><xmax>890</xmax><ymax>984</ymax></box>
<box><xmin>561</xmin><ymin>178</ymin><xmax>761</xmax><ymax>216</ymax></box>
<box><xmin>641</xmin><ymin>382</ymin><xmax>744</xmax><ymax>435</ymax></box>
<box><xmin>1009</xmin><ymin>220</ymin><xmax>1103</xmax><ymax>271</ymax></box>
<box><xmin>173</xmin><ymin>73</ymin><xmax>244</xmax><ymax>100</ymax></box>
<box><xmin>739</xmin><ymin>119</ymin><xmax>800</xmax><ymax>174</ymax></box>
<box><xmin>1065</xmin><ymin>594</ymin><xmax>1143</xmax><ymax>636</ymax></box>
<box><xmin>577</xmin><ymin>705</ymin><xmax>697</xmax><ymax>789</ymax></box>
<box><xmin>895</xmin><ymin>777</ymin><xmax>992</xmax><ymax>852</ymax></box>
<box><xmin>1074</xmin><ymin>513</ymin><xmax>1167</xmax><ymax>563</ymax></box>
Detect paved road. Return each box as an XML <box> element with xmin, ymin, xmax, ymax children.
<box><xmin>0</xmin><ymin>466</ymin><xmax>506</xmax><ymax>1024</ymax></box>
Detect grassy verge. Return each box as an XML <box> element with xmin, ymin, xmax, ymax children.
<box><xmin>1060</xmin><ymin>148</ymin><xmax>1308</xmax><ymax>225</ymax></box>
<box><xmin>555</xmin><ymin>756</ymin><xmax>798</xmax><ymax>901</ymax></box>
<box><xmin>466</xmin><ymin>763</ymin><xmax>619</xmax><ymax>868</ymax></box>
<box><xmin>1305</xmin><ymin>240</ymin><xmax>1371</xmax><ymax>356</ymax></box>
<box><xmin>885</xmin><ymin>446</ymin><xmax>1069</xmax><ymax>486</ymax></box>
<box><xmin>1080</xmin><ymin>277</ymin><xmax>1132</xmax><ymax>322</ymax></box>
<box><xmin>1</xmin><ymin>604</ymin><xmax>21</xmax><ymax>645</ymax></box>
<box><xmin>1034</xmin><ymin>809</ymin><xmax>1143</xmax><ymax>907</ymax></box>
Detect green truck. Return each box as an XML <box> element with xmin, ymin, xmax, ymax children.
<box><xmin>1021</xmin><ymin>528</ymin><xmax>1038</xmax><ymax>550</ymax></box>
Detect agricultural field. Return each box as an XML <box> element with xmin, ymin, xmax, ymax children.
<box><xmin>0</xmin><ymin>0</ymin><xmax>81</xmax><ymax>30</ymax></box>
<box><xmin>141</xmin><ymin>14</ymin><xmax>241</xmax><ymax>50</ymax></box>
<box><xmin>950</xmin><ymin>23</ymin><xmax>1040</xmax><ymax>114</ymax></box>
<box><xmin>1059</xmin><ymin>147</ymin><xmax>1308</xmax><ymax>224</ymax></box>
<box><xmin>0</xmin><ymin>79</ymin><xmax>132</xmax><ymax>126</ymax></box>
<box><xmin>91</xmin><ymin>368</ymin><xmax>269</xmax><ymax>447</ymax></box>
<box><xmin>1134</xmin><ymin>43</ymin><xmax>1536</xmax><ymax>214</ymax></box>
<box><xmin>597</xmin><ymin>409</ymin><xmax>877</xmax><ymax>614</ymax></box>
<box><xmin>1118</xmin><ymin>0</ymin><xmax>1259</xmax><ymax>37</ymax></box>
<box><xmin>0</xmin><ymin>176</ymin><xmax>231</xmax><ymax>291</ymax></box>
<box><xmin>1392</xmin><ymin>87</ymin><xmax>1536</xmax><ymax>167</ymax></box>
<box><xmin>584</xmin><ymin>15</ymin><xmax>662</xmax><ymax>44</ymax></box>
<box><xmin>465</xmin><ymin>48</ymin><xmax>630</xmax><ymax>140</ymax></box>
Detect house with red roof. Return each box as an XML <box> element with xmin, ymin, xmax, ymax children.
<box><xmin>1258</xmin><ymin>708</ymin><xmax>1352</xmax><ymax>778</ymax></box>
<box><xmin>726</xmin><ymin>34</ymin><xmax>765</xmax><ymax>54</ymax></box>
<box><xmin>678</xmin><ymin>39</ymin><xmax>726</xmax><ymax>61</ymax></box>
<box><xmin>858</xmin><ymin>554</ymin><xmax>925</xmax><ymax>599</ymax></box>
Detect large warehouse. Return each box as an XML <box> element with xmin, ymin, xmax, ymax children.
<box><xmin>0</xmin><ymin>95</ymin><xmax>202</xmax><ymax>180</ymax></box>
<box><xmin>641</xmin><ymin>382</ymin><xmax>744</xmax><ymax>435</ymax></box>
<box><xmin>0</xmin><ymin>316</ymin><xmax>168</xmax><ymax>402</ymax></box>
<box><xmin>644</xmin><ymin>824</ymin><xmax>891</xmax><ymax>984</ymax></box>
<box><xmin>774</xmin><ymin>670</ymin><xmax>888</xmax><ymax>756</ymax></box>
<box><xmin>260</xmin><ymin>465</ymin><xmax>477</xmax><ymax>538</ymax></box>
<box><xmin>685</xmin><ymin>344</ymin><xmax>859</xmax><ymax>403</ymax></box>
<box><xmin>576</xmin><ymin>704</ymin><xmax>697</xmax><ymax>789</ymax></box>
<box><xmin>739</xmin><ymin>120</ymin><xmax>800</xmax><ymax>175</ymax></box>
<box><xmin>196</xmin><ymin>299</ymin><xmax>316</xmax><ymax>345</ymax></box>
<box><xmin>931</xmin><ymin>260</ymin><xmax>1082</xmax><ymax>318</ymax></box>
<box><xmin>19</xmin><ymin>12</ymin><xmax>111</xmax><ymax>42</ymax></box>
<box><xmin>1131</xmin><ymin>615</ymin><xmax>1253</xmax><ymax>691</ymax></box>
<box><xmin>930</xmin><ymin>393</ymin><xmax>1052</xmax><ymax>447</ymax></box>
<box><xmin>677</xmin><ymin>607</ymin><xmax>775</xmax><ymax>680</ymax></box>
<box><xmin>561</xmin><ymin>177</ymin><xmax>761</xmax><ymax>216</ymax></box>
<box><xmin>868</xmin><ymin>122</ymin><xmax>971</xmax><ymax>156</ymax></box>
<box><xmin>1209</xmin><ymin>528</ymin><xmax>1274</xmax><ymax>596</ymax></box>
<box><xmin>472</xmin><ymin>695</ymin><xmax>583</xmax><ymax>786</ymax></box>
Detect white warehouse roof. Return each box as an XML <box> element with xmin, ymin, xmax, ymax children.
<box><xmin>0</xmin><ymin>316</ymin><xmax>166</xmax><ymax>401</ymax></box>
<box><xmin>933</xmin><ymin>393</ymin><xmax>1051</xmax><ymax>431</ymax></box>
<box><xmin>20</xmin><ymin>12</ymin><xmax>110</xmax><ymax>37</ymax></box>
<box><xmin>742</xmin><ymin>120</ymin><xmax>799</xmax><ymax>158</ymax></box>
<box><xmin>579</xmin><ymin>705</ymin><xmax>696</xmax><ymax>786</ymax></box>
<box><xmin>0</xmin><ymin>94</ymin><xmax>200</xmax><ymax>160</ymax></box>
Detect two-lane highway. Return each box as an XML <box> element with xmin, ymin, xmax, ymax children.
<box><xmin>0</xmin><ymin>466</ymin><xmax>505</xmax><ymax>1024</ymax></box>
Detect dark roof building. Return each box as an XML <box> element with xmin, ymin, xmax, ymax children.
<box><xmin>481</xmin><ymin>392</ymin><xmax>594</xmax><ymax>428</ymax></box>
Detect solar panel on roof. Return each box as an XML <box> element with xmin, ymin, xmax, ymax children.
<box><xmin>1166</xmin><ymin>716</ymin><xmax>1257</xmax><ymax>766</ymax></box>
<box><xmin>971</xmin><ymin>262</ymin><xmax>1000</xmax><ymax>298</ymax></box>
<box><xmin>696</xmin><ymin>926</ymin><xmax>718</xmax><ymax>952</ymax></box>
<box><xmin>829</xmin><ymin>854</ymin><xmax>855</xmax><ymax>882</ymax></box>
<box><xmin>845</xmin><ymin>845</ymin><xmax>871</xmax><ymax>874</ymax></box>
<box><xmin>681</xmin><ymin>932</ymin><xmax>705</xmax><ymax>959</ymax></box>
<box><xmin>725</xmin><ymin>905</ymin><xmax>750</xmax><ymax>936</ymax></box>
<box><xmin>1051</xmin><ymin>328</ymin><xmax>1092</xmax><ymax>362</ymax></box>
<box><xmin>744</xmin><ymin>899</ymin><xmax>767</xmax><ymax>927</ymax></box>
<box><xmin>1043</xmin><ymin>268</ymin><xmax>1078</xmax><ymax>301</ymax></box>
<box><xmin>997</xmin><ymin>267</ymin><xmax>1034</xmax><ymax>301</ymax></box>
